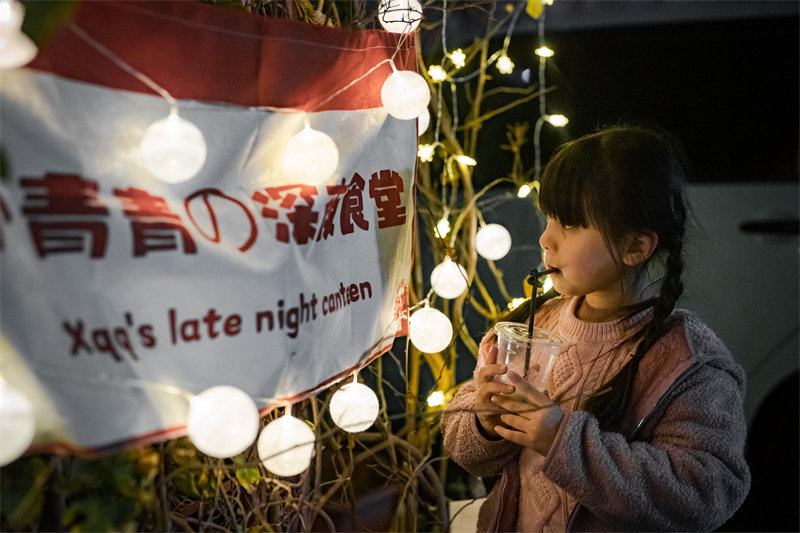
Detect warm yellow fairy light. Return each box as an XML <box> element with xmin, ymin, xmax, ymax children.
<box><xmin>454</xmin><ymin>154</ymin><xmax>476</xmax><ymax>166</ymax></box>
<box><xmin>517</xmin><ymin>183</ymin><xmax>532</xmax><ymax>198</ymax></box>
<box><xmin>449</xmin><ymin>48</ymin><xmax>466</xmax><ymax>68</ymax></box>
<box><xmin>427</xmin><ymin>64</ymin><xmax>447</xmax><ymax>82</ymax></box>
<box><xmin>545</xmin><ymin>114</ymin><xmax>569</xmax><ymax>127</ymax></box>
<box><xmin>542</xmin><ymin>275</ymin><xmax>553</xmax><ymax>293</ymax></box>
<box><xmin>427</xmin><ymin>390</ymin><xmax>445</xmax><ymax>407</ymax></box>
<box><xmin>535</xmin><ymin>46</ymin><xmax>554</xmax><ymax>58</ymax></box>
<box><xmin>507</xmin><ymin>297</ymin><xmax>527</xmax><ymax>310</ymax></box>
<box><xmin>436</xmin><ymin>216</ymin><xmax>451</xmax><ymax>238</ymax></box>
<box><xmin>417</xmin><ymin>143</ymin><xmax>435</xmax><ymax>162</ymax></box>
<box><xmin>496</xmin><ymin>54</ymin><xmax>514</xmax><ymax>74</ymax></box>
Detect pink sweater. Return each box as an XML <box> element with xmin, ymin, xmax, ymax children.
<box><xmin>441</xmin><ymin>296</ymin><xmax>750</xmax><ymax>532</ymax></box>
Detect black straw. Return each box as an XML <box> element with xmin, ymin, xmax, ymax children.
<box><xmin>523</xmin><ymin>268</ymin><xmax>556</xmax><ymax>376</ymax></box>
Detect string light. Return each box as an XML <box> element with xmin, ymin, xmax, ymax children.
<box><xmin>426</xmin><ymin>390</ymin><xmax>445</xmax><ymax>407</ymax></box>
<box><xmin>329</xmin><ymin>376</ymin><xmax>379</xmax><ymax>433</ymax></box>
<box><xmin>475</xmin><ymin>223</ymin><xmax>512</xmax><ymax>260</ymax></box>
<box><xmin>448</xmin><ymin>48</ymin><xmax>466</xmax><ymax>68</ymax></box>
<box><xmin>534</xmin><ymin>46</ymin><xmax>554</xmax><ymax>58</ymax></box>
<box><xmin>435</xmin><ymin>215</ymin><xmax>451</xmax><ymax>238</ymax></box>
<box><xmin>417</xmin><ymin>143</ymin><xmax>435</xmax><ymax>162</ymax></box>
<box><xmin>186</xmin><ymin>385</ymin><xmax>260</xmax><ymax>459</ymax></box>
<box><xmin>381</xmin><ymin>62</ymin><xmax>430</xmax><ymax>120</ymax></box>
<box><xmin>427</xmin><ymin>64</ymin><xmax>447</xmax><ymax>82</ymax></box>
<box><xmin>430</xmin><ymin>256</ymin><xmax>468</xmax><ymax>299</ymax></box>
<box><xmin>0</xmin><ymin>0</ymin><xmax>37</xmax><ymax>69</ymax></box>
<box><xmin>140</xmin><ymin>108</ymin><xmax>207</xmax><ymax>183</ymax></box>
<box><xmin>517</xmin><ymin>183</ymin><xmax>532</xmax><ymax>198</ymax></box>
<box><xmin>282</xmin><ymin>118</ymin><xmax>339</xmax><ymax>185</ymax></box>
<box><xmin>544</xmin><ymin>113</ymin><xmax>569</xmax><ymax>127</ymax></box>
<box><xmin>377</xmin><ymin>0</ymin><xmax>422</xmax><ymax>34</ymax></box>
<box><xmin>542</xmin><ymin>274</ymin><xmax>553</xmax><ymax>293</ymax></box>
<box><xmin>0</xmin><ymin>380</ymin><xmax>35</xmax><ymax>466</ymax></box>
<box><xmin>507</xmin><ymin>297</ymin><xmax>527</xmax><ymax>310</ymax></box>
<box><xmin>409</xmin><ymin>302</ymin><xmax>453</xmax><ymax>353</ymax></box>
<box><xmin>453</xmin><ymin>154</ymin><xmax>477</xmax><ymax>166</ymax></box>
<box><xmin>496</xmin><ymin>53</ymin><xmax>514</xmax><ymax>74</ymax></box>
<box><xmin>258</xmin><ymin>407</ymin><xmax>315</xmax><ymax>477</ymax></box>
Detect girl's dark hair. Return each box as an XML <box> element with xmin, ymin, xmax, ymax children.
<box><xmin>537</xmin><ymin>124</ymin><xmax>691</xmax><ymax>427</ymax></box>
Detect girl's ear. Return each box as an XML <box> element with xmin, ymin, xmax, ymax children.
<box><xmin>622</xmin><ymin>231</ymin><xmax>659</xmax><ymax>266</ymax></box>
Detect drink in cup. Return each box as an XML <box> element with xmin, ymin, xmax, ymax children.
<box><xmin>493</xmin><ymin>321</ymin><xmax>565</xmax><ymax>396</ymax></box>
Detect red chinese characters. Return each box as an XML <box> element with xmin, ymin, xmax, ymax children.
<box><xmin>369</xmin><ymin>169</ymin><xmax>406</xmax><ymax>228</ymax></box>
<box><xmin>114</xmin><ymin>187</ymin><xmax>198</xmax><ymax>256</ymax></box>
<box><xmin>20</xmin><ymin>173</ymin><xmax>110</xmax><ymax>258</ymax></box>
<box><xmin>13</xmin><ymin>169</ymin><xmax>407</xmax><ymax>257</ymax></box>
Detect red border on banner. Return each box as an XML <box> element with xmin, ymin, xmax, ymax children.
<box><xmin>28</xmin><ymin>1</ymin><xmax>417</xmax><ymax>111</ymax></box>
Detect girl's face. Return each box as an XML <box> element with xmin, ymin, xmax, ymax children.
<box><xmin>539</xmin><ymin>218</ymin><xmax>636</xmax><ymax>316</ymax></box>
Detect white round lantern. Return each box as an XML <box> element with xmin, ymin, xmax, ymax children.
<box><xmin>0</xmin><ymin>382</ymin><xmax>35</xmax><ymax>466</ymax></box>
<box><xmin>0</xmin><ymin>30</ymin><xmax>36</xmax><ymax>69</ymax></box>
<box><xmin>330</xmin><ymin>381</ymin><xmax>379</xmax><ymax>433</ymax></box>
<box><xmin>409</xmin><ymin>305</ymin><xmax>453</xmax><ymax>353</ymax></box>
<box><xmin>282</xmin><ymin>123</ymin><xmax>339</xmax><ymax>185</ymax></box>
<box><xmin>377</xmin><ymin>0</ymin><xmax>422</xmax><ymax>34</ymax></box>
<box><xmin>187</xmin><ymin>386</ymin><xmax>260</xmax><ymax>459</ymax></box>
<box><xmin>476</xmin><ymin>223</ymin><xmax>512</xmax><ymax>260</ymax></box>
<box><xmin>258</xmin><ymin>412</ymin><xmax>315</xmax><ymax>477</ymax></box>
<box><xmin>430</xmin><ymin>257</ymin><xmax>468</xmax><ymax>299</ymax></box>
<box><xmin>140</xmin><ymin>112</ymin><xmax>207</xmax><ymax>183</ymax></box>
<box><xmin>417</xmin><ymin>107</ymin><xmax>430</xmax><ymax>136</ymax></box>
<box><xmin>381</xmin><ymin>69</ymin><xmax>430</xmax><ymax>120</ymax></box>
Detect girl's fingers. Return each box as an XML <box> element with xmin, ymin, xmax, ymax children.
<box><xmin>505</xmin><ymin>371</ymin><xmax>551</xmax><ymax>404</ymax></box>
<box><xmin>477</xmin><ymin>362</ymin><xmax>507</xmax><ymax>384</ymax></box>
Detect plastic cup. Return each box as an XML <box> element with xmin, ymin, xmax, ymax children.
<box><xmin>493</xmin><ymin>321</ymin><xmax>565</xmax><ymax>394</ymax></box>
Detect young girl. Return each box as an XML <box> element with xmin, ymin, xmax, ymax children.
<box><xmin>441</xmin><ymin>125</ymin><xmax>750</xmax><ymax>532</ymax></box>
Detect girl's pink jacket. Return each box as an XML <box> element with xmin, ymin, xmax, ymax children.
<box><xmin>442</xmin><ymin>299</ymin><xmax>750</xmax><ymax>532</ymax></box>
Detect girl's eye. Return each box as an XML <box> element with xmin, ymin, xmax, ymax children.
<box><xmin>562</xmin><ymin>224</ymin><xmax>575</xmax><ymax>230</ymax></box>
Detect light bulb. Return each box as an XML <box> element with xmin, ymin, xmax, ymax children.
<box><xmin>282</xmin><ymin>122</ymin><xmax>339</xmax><ymax>185</ymax></box>
<box><xmin>409</xmin><ymin>306</ymin><xmax>453</xmax><ymax>353</ymax></box>
<box><xmin>329</xmin><ymin>382</ymin><xmax>379</xmax><ymax>433</ymax></box>
<box><xmin>545</xmin><ymin>114</ymin><xmax>569</xmax><ymax>127</ymax></box>
<box><xmin>435</xmin><ymin>216</ymin><xmax>450</xmax><ymax>238</ymax></box>
<box><xmin>0</xmin><ymin>0</ymin><xmax>24</xmax><ymax>31</ymax></box>
<box><xmin>0</xmin><ymin>382</ymin><xmax>35</xmax><ymax>466</ymax></box>
<box><xmin>427</xmin><ymin>64</ymin><xmax>446</xmax><ymax>82</ymax></box>
<box><xmin>449</xmin><ymin>48</ymin><xmax>466</xmax><ymax>68</ymax></box>
<box><xmin>542</xmin><ymin>275</ymin><xmax>553</xmax><ymax>293</ymax></box>
<box><xmin>496</xmin><ymin>54</ymin><xmax>514</xmax><ymax>74</ymax></box>
<box><xmin>417</xmin><ymin>108</ymin><xmax>430</xmax><ymax>136</ymax></box>
<box><xmin>0</xmin><ymin>29</ymin><xmax>37</xmax><ymax>69</ymax></box>
<box><xmin>535</xmin><ymin>46</ymin><xmax>554</xmax><ymax>58</ymax></box>
<box><xmin>517</xmin><ymin>183</ymin><xmax>532</xmax><ymax>198</ymax></box>
<box><xmin>140</xmin><ymin>111</ymin><xmax>207</xmax><ymax>183</ymax></box>
<box><xmin>418</xmin><ymin>143</ymin><xmax>435</xmax><ymax>162</ymax></box>
<box><xmin>453</xmin><ymin>154</ymin><xmax>476</xmax><ymax>166</ymax></box>
<box><xmin>187</xmin><ymin>386</ymin><xmax>260</xmax><ymax>459</ymax></box>
<box><xmin>507</xmin><ymin>297</ymin><xmax>527</xmax><ymax>310</ymax></box>
<box><xmin>476</xmin><ymin>223</ymin><xmax>512</xmax><ymax>260</ymax></box>
<box><xmin>430</xmin><ymin>257</ymin><xmax>468</xmax><ymax>299</ymax></box>
<box><xmin>381</xmin><ymin>69</ymin><xmax>430</xmax><ymax>120</ymax></box>
<box><xmin>426</xmin><ymin>390</ymin><xmax>445</xmax><ymax>407</ymax></box>
<box><xmin>258</xmin><ymin>412</ymin><xmax>315</xmax><ymax>477</ymax></box>
<box><xmin>377</xmin><ymin>0</ymin><xmax>422</xmax><ymax>34</ymax></box>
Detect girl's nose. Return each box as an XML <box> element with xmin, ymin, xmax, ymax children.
<box><xmin>539</xmin><ymin>220</ymin><xmax>554</xmax><ymax>250</ymax></box>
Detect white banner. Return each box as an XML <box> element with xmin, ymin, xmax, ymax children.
<box><xmin>0</xmin><ymin>1</ymin><xmax>416</xmax><ymax>453</ymax></box>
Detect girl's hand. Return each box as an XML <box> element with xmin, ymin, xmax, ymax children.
<box><xmin>474</xmin><ymin>333</ymin><xmax>515</xmax><ymax>439</ymax></box>
<box><xmin>491</xmin><ymin>371</ymin><xmax>564</xmax><ymax>455</ymax></box>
